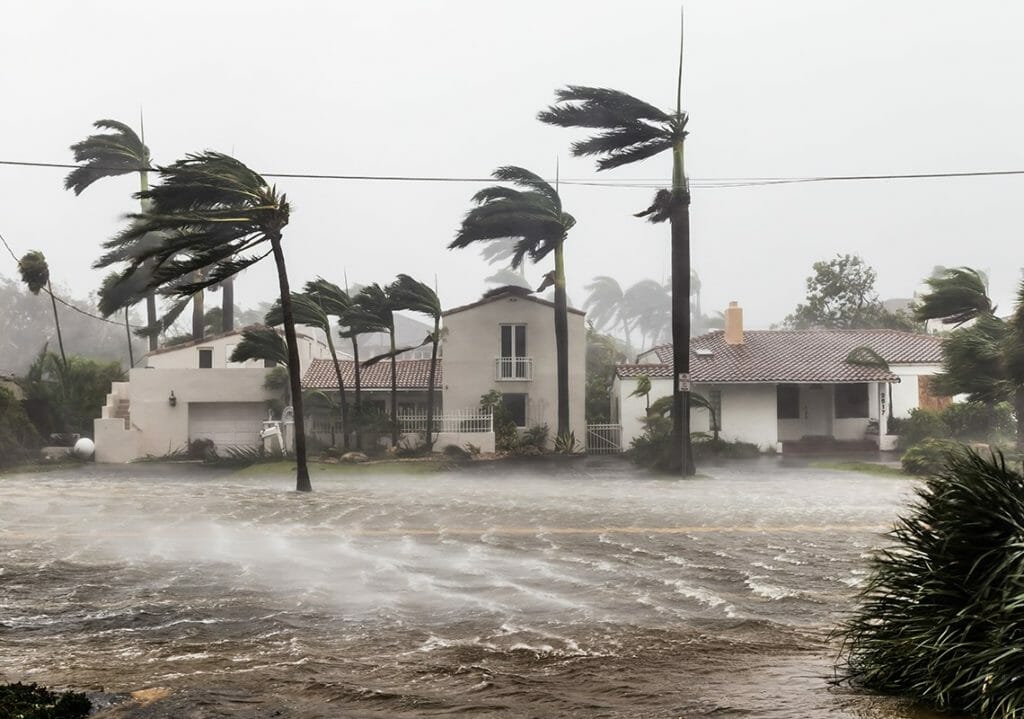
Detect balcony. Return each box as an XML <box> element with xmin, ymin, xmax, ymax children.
<box><xmin>495</xmin><ymin>356</ymin><xmax>533</xmax><ymax>381</ymax></box>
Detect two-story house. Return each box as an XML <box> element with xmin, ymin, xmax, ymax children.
<box><xmin>93</xmin><ymin>324</ymin><xmax>332</xmax><ymax>462</ymax></box>
<box><xmin>441</xmin><ymin>286</ymin><xmax>586</xmax><ymax>447</ymax></box>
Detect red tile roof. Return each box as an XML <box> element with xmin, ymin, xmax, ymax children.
<box><xmin>303</xmin><ymin>358</ymin><xmax>441</xmax><ymax>390</ymax></box>
<box><xmin>443</xmin><ymin>286</ymin><xmax>586</xmax><ymax>317</ymax></box>
<box><xmin>617</xmin><ymin>329</ymin><xmax>943</xmax><ymax>384</ymax></box>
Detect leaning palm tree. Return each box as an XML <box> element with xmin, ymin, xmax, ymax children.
<box><xmin>66</xmin><ymin>119</ymin><xmax>161</xmax><ymax>349</ymax></box>
<box><xmin>266</xmin><ymin>292</ymin><xmax>350</xmax><ymax>450</ymax></box>
<box><xmin>96</xmin><ymin>151</ymin><xmax>312</xmax><ymax>492</ymax></box>
<box><xmin>584</xmin><ymin>276</ymin><xmax>634</xmax><ymax>353</ymax></box>
<box><xmin>914</xmin><ymin>267</ymin><xmax>1024</xmax><ymax>449</ymax></box>
<box><xmin>18</xmin><ymin>251</ymin><xmax>66</xmax><ymax>370</ymax></box>
<box><xmin>389</xmin><ymin>274</ymin><xmax>443</xmax><ymax>450</ymax></box>
<box><xmin>449</xmin><ymin>166</ymin><xmax>576</xmax><ymax>441</ymax></box>
<box><xmin>538</xmin><ymin>19</ymin><xmax>695</xmax><ymax>474</ymax></box>
<box><xmin>101</xmin><ymin>271</ymin><xmax>136</xmax><ymax>368</ymax></box>
<box><xmin>348</xmin><ymin>283</ymin><xmax>399</xmax><ymax>447</ymax></box>
<box><xmin>304</xmin><ymin>278</ymin><xmax>357</xmax><ymax>449</ymax></box>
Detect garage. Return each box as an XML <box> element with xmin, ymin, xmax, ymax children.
<box><xmin>187</xmin><ymin>402</ymin><xmax>267</xmax><ymax>451</ymax></box>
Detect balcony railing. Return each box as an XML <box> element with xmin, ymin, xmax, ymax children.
<box><xmin>495</xmin><ymin>356</ymin><xmax>533</xmax><ymax>381</ymax></box>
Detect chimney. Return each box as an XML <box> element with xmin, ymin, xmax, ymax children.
<box><xmin>724</xmin><ymin>301</ymin><xmax>744</xmax><ymax>345</ymax></box>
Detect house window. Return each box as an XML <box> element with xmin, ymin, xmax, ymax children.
<box><xmin>198</xmin><ymin>348</ymin><xmax>213</xmax><ymax>369</ymax></box>
<box><xmin>502</xmin><ymin>393</ymin><xmax>527</xmax><ymax>427</ymax></box>
<box><xmin>498</xmin><ymin>324</ymin><xmax>529</xmax><ymax>379</ymax></box>
<box><xmin>835</xmin><ymin>383</ymin><xmax>869</xmax><ymax>419</ymax></box>
<box><xmin>709</xmin><ymin>390</ymin><xmax>722</xmax><ymax>431</ymax></box>
<box><xmin>777</xmin><ymin>384</ymin><xmax>800</xmax><ymax>419</ymax></box>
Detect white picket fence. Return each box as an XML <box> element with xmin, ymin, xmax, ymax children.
<box><xmin>586</xmin><ymin>424</ymin><xmax>623</xmax><ymax>454</ymax></box>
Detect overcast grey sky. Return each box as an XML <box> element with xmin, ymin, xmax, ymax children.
<box><xmin>2</xmin><ymin>0</ymin><xmax>1022</xmax><ymax>329</ymax></box>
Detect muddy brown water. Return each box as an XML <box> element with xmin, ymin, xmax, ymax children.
<box><xmin>0</xmin><ymin>459</ymin><xmax>951</xmax><ymax>717</ymax></box>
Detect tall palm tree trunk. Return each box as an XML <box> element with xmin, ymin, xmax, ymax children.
<box><xmin>269</xmin><ymin>236</ymin><xmax>311</xmax><ymax>492</ymax></box>
<box><xmin>221</xmin><ymin>277</ymin><xmax>234</xmax><ymax>333</ymax></box>
<box><xmin>553</xmin><ymin>242</ymin><xmax>570</xmax><ymax>439</ymax></box>
<box><xmin>389</xmin><ymin>330</ymin><xmax>399</xmax><ymax>447</ymax></box>
<box><xmin>47</xmin><ymin>279</ymin><xmax>67</xmax><ymax>370</ymax></box>
<box><xmin>139</xmin><ymin>170</ymin><xmax>159</xmax><ymax>352</ymax></box>
<box><xmin>670</xmin><ymin>139</ymin><xmax>695</xmax><ymax>476</ymax></box>
<box><xmin>191</xmin><ymin>289</ymin><xmax>205</xmax><ymax>340</ymax></box>
<box><xmin>124</xmin><ymin>308</ymin><xmax>134</xmax><ymax>368</ymax></box>
<box><xmin>426</xmin><ymin>318</ymin><xmax>440</xmax><ymax>450</ymax></box>
<box><xmin>325</xmin><ymin>332</ymin><xmax>349</xmax><ymax>450</ymax></box>
<box><xmin>351</xmin><ymin>338</ymin><xmax>363</xmax><ymax>451</ymax></box>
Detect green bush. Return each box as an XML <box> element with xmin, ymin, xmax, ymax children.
<box><xmin>691</xmin><ymin>434</ymin><xmax>761</xmax><ymax>460</ymax></box>
<box><xmin>0</xmin><ymin>682</ymin><xmax>90</xmax><ymax>719</ymax></box>
<box><xmin>521</xmin><ymin>424</ymin><xmax>549</xmax><ymax>450</ymax></box>
<box><xmin>943</xmin><ymin>401</ymin><xmax>1015</xmax><ymax>442</ymax></box>
<box><xmin>901</xmin><ymin>438</ymin><xmax>964</xmax><ymax>475</ymax></box>
<box><xmin>838</xmin><ymin>450</ymin><xmax>1024</xmax><ymax>717</ymax></box>
<box><xmin>479</xmin><ymin>390</ymin><xmax>518</xmax><ymax>452</ymax></box>
<box><xmin>0</xmin><ymin>386</ymin><xmax>39</xmax><ymax>468</ymax></box>
<box><xmin>895</xmin><ymin>408</ymin><xmax>949</xmax><ymax>449</ymax></box>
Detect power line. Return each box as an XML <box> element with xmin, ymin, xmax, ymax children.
<box><xmin>2</xmin><ymin>158</ymin><xmax>1024</xmax><ymax>189</ymax></box>
<box><xmin>0</xmin><ymin>229</ymin><xmax>147</xmax><ymax>330</ymax></box>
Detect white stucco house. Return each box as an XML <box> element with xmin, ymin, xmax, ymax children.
<box><xmin>612</xmin><ymin>302</ymin><xmax>945</xmax><ymax>453</ymax></box>
<box><xmin>441</xmin><ymin>286</ymin><xmax>586</xmax><ymax>448</ymax></box>
<box><xmin>93</xmin><ymin>324</ymin><xmax>332</xmax><ymax>462</ymax></box>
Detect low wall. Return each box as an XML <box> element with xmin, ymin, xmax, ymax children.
<box><xmin>94</xmin><ymin>417</ymin><xmax>139</xmax><ymax>463</ymax></box>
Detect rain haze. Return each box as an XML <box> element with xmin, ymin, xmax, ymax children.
<box><xmin>2</xmin><ymin>0</ymin><xmax>1023</xmax><ymax>325</ymax></box>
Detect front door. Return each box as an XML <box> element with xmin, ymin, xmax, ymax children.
<box><xmin>803</xmin><ymin>385</ymin><xmax>831</xmax><ymax>438</ymax></box>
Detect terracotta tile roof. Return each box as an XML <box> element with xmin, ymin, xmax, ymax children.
<box><xmin>303</xmin><ymin>358</ymin><xmax>442</xmax><ymax>390</ymax></box>
<box><xmin>616</xmin><ymin>329</ymin><xmax>944</xmax><ymax>384</ymax></box>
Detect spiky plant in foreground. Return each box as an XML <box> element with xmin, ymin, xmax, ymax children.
<box><xmin>838</xmin><ymin>449</ymin><xmax>1024</xmax><ymax>717</ymax></box>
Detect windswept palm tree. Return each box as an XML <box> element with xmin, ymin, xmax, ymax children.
<box><xmin>389</xmin><ymin>274</ymin><xmax>443</xmax><ymax>450</ymax></box>
<box><xmin>96</xmin><ymin>151</ymin><xmax>312</xmax><ymax>492</ymax></box>
<box><xmin>914</xmin><ymin>267</ymin><xmax>1024</xmax><ymax>449</ymax></box>
<box><xmin>449</xmin><ymin>166</ymin><xmax>576</xmax><ymax>441</ymax></box>
<box><xmin>18</xmin><ymin>251</ymin><xmax>66</xmax><ymax>369</ymax></box>
<box><xmin>101</xmin><ymin>271</ymin><xmax>136</xmax><ymax>368</ymax></box>
<box><xmin>584</xmin><ymin>276</ymin><xmax>634</xmax><ymax>352</ymax></box>
<box><xmin>538</xmin><ymin>18</ymin><xmax>695</xmax><ymax>474</ymax></box>
<box><xmin>304</xmin><ymin>278</ymin><xmax>355</xmax><ymax>449</ymax></box>
<box><xmin>66</xmin><ymin>119</ymin><xmax>160</xmax><ymax>348</ymax></box>
<box><xmin>348</xmin><ymin>283</ymin><xmax>399</xmax><ymax>447</ymax></box>
<box><xmin>266</xmin><ymin>292</ymin><xmax>350</xmax><ymax>450</ymax></box>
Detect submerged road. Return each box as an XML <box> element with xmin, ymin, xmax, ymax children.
<box><xmin>0</xmin><ymin>458</ymin><xmax>940</xmax><ymax>718</ymax></box>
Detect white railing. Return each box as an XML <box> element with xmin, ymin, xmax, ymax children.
<box><xmin>397</xmin><ymin>410</ymin><xmax>493</xmax><ymax>434</ymax></box>
<box><xmin>495</xmin><ymin>356</ymin><xmax>533</xmax><ymax>381</ymax></box>
<box><xmin>586</xmin><ymin>424</ymin><xmax>623</xmax><ymax>454</ymax></box>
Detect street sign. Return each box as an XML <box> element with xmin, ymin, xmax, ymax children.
<box><xmin>677</xmin><ymin>373</ymin><xmax>691</xmax><ymax>392</ymax></box>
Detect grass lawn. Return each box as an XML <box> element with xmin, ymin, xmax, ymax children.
<box><xmin>811</xmin><ymin>460</ymin><xmax>906</xmax><ymax>477</ymax></box>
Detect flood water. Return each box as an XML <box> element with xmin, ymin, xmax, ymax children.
<box><xmin>0</xmin><ymin>458</ymin><xmax>941</xmax><ymax>717</ymax></box>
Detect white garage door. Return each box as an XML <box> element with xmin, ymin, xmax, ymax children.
<box><xmin>188</xmin><ymin>402</ymin><xmax>266</xmax><ymax>450</ymax></box>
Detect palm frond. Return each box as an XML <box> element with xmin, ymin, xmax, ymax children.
<box><xmin>570</xmin><ymin>124</ymin><xmax>667</xmax><ymax>157</ymax></box>
<box><xmin>389</xmin><ymin>274</ymin><xmax>441</xmax><ymax>318</ymax></box>
<box><xmin>915</xmin><ymin>267</ymin><xmax>993</xmax><ymax>325</ymax></box>
<box><xmin>593</xmin><ymin>137</ymin><xmax>675</xmax><ymax>170</ymax></box>
<box><xmin>538</xmin><ymin>86</ymin><xmax>671</xmax><ymax>128</ymax></box>
<box><xmin>634</xmin><ymin>189</ymin><xmax>674</xmax><ymax>224</ymax></box>
<box><xmin>264</xmin><ymin>293</ymin><xmax>329</xmax><ymax>332</ymax></box>
<box><xmin>65</xmin><ymin>118</ymin><xmax>150</xmax><ymax>195</ymax></box>
<box><xmin>229</xmin><ymin>327</ymin><xmax>288</xmax><ymax>365</ymax></box>
<box><xmin>17</xmin><ymin>251</ymin><xmax>49</xmax><ymax>294</ymax></box>
<box><xmin>304</xmin><ymin>278</ymin><xmax>352</xmax><ymax>318</ymax></box>
<box><xmin>491</xmin><ymin>166</ymin><xmax>561</xmax><ymax>210</ymax></box>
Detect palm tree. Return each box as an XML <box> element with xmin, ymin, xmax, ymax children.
<box><xmin>449</xmin><ymin>166</ymin><xmax>576</xmax><ymax>441</ymax></box>
<box><xmin>630</xmin><ymin>375</ymin><xmax>652</xmax><ymax>411</ymax></box>
<box><xmin>624</xmin><ymin>279</ymin><xmax>671</xmax><ymax>351</ymax></box>
<box><xmin>18</xmin><ymin>251</ymin><xmax>66</xmax><ymax>369</ymax></box>
<box><xmin>389</xmin><ymin>274</ymin><xmax>443</xmax><ymax>450</ymax></box>
<box><xmin>584</xmin><ymin>276</ymin><xmax>635</xmax><ymax>353</ymax></box>
<box><xmin>96</xmin><ymin>151</ymin><xmax>312</xmax><ymax>492</ymax></box>
<box><xmin>538</xmin><ymin>19</ymin><xmax>695</xmax><ymax>474</ymax></box>
<box><xmin>101</xmin><ymin>271</ymin><xmax>136</xmax><ymax>368</ymax></box>
<box><xmin>305</xmin><ymin>278</ymin><xmax>356</xmax><ymax>449</ymax></box>
<box><xmin>348</xmin><ymin>283</ymin><xmax>399</xmax><ymax>447</ymax></box>
<box><xmin>66</xmin><ymin>119</ymin><xmax>159</xmax><ymax>349</ymax></box>
<box><xmin>914</xmin><ymin>267</ymin><xmax>1024</xmax><ymax>449</ymax></box>
<box><xmin>266</xmin><ymin>292</ymin><xmax>350</xmax><ymax>450</ymax></box>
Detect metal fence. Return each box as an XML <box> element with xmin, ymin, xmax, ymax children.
<box><xmin>586</xmin><ymin>424</ymin><xmax>623</xmax><ymax>454</ymax></box>
<box><xmin>495</xmin><ymin>356</ymin><xmax>533</xmax><ymax>381</ymax></box>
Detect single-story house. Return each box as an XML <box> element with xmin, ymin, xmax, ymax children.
<box><xmin>613</xmin><ymin>302</ymin><xmax>945</xmax><ymax>452</ymax></box>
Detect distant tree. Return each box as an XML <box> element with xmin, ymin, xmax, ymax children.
<box><xmin>304</xmin><ymin>279</ymin><xmax>356</xmax><ymax>448</ymax></box>
<box><xmin>914</xmin><ymin>267</ymin><xmax>1024</xmax><ymax>449</ymax></box>
<box><xmin>18</xmin><ymin>347</ymin><xmax>125</xmax><ymax>437</ymax></box>
<box><xmin>101</xmin><ymin>272</ymin><xmax>136</xmax><ymax>368</ymax></box>
<box><xmin>98</xmin><ymin>151</ymin><xmax>312</xmax><ymax>492</ymax></box>
<box><xmin>585</xmin><ymin>324</ymin><xmax>626</xmax><ymax>423</ymax></box>
<box><xmin>18</xmin><ymin>251</ymin><xmax>66</xmax><ymax>370</ymax></box>
<box><xmin>348</xmin><ymin>283</ymin><xmax>400</xmax><ymax>447</ymax></box>
<box><xmin>783</xmin><ymin>254</ymin><xmax>920</xmax><ymax>331</ymax></box>
<box><xmin>630</xmin><ymin>375</ymin><xmax>653</xmax><ymax>411</ymax></box>
<box><xmin>450</xmin><ymin>166</ymin><xmax>577</xmax><ymax>442</ymax></box>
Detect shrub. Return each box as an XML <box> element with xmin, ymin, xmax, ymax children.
<box><xmin>521</xmin><ymin>424</ymin><xmax>549</xmax><ymax>451</ymax></box>
<box><xmin>838</xmin><ymin>450</ymin><xmax>1024</xmax><ymax>718</ymax></box>
<box><xmin>0</xmin><ymin>682</ymin><xmax>90</xmax><ymax>719</ymax></box>
<box><xmin>479</xmin><ymin>390</ymin><xmax>518</xmax><ymax>452</ymax></box>
<box><xmin>691</xmin><ymin>434</ymin><xmax>761</xmax><ymax>460</ymax></box>
<box><xmin>188</xmin><ymin>438</ymin><xmax>216</xmax><ymax>460</ymax></box>
<box><xmin>442</xmin><ymin>444</ymin><xmax>471</xmax><ymax>460</ymax></box>
<box><xmin>943</xmin><ymin>401</ymin><xmax>1015</xmax><ymax>443</ymax></box>
<box><xmin>0</xmin><ymin>386</ymin><xmax>39</xmax><ymax>468</ymax></box>
<box><xmin>895</xmin><ymin>408</ymin><xmax>949</xmax><ymax>449</ymax></box>
<box><xmin>554</xmin><ymin>430</ymin><xmax>582</xmax><ymax>455</ymax></box>
<box><xmin>901</xmin><ymin>438</ymin><xmax>964</xmax><ymax>475</ymax></box>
